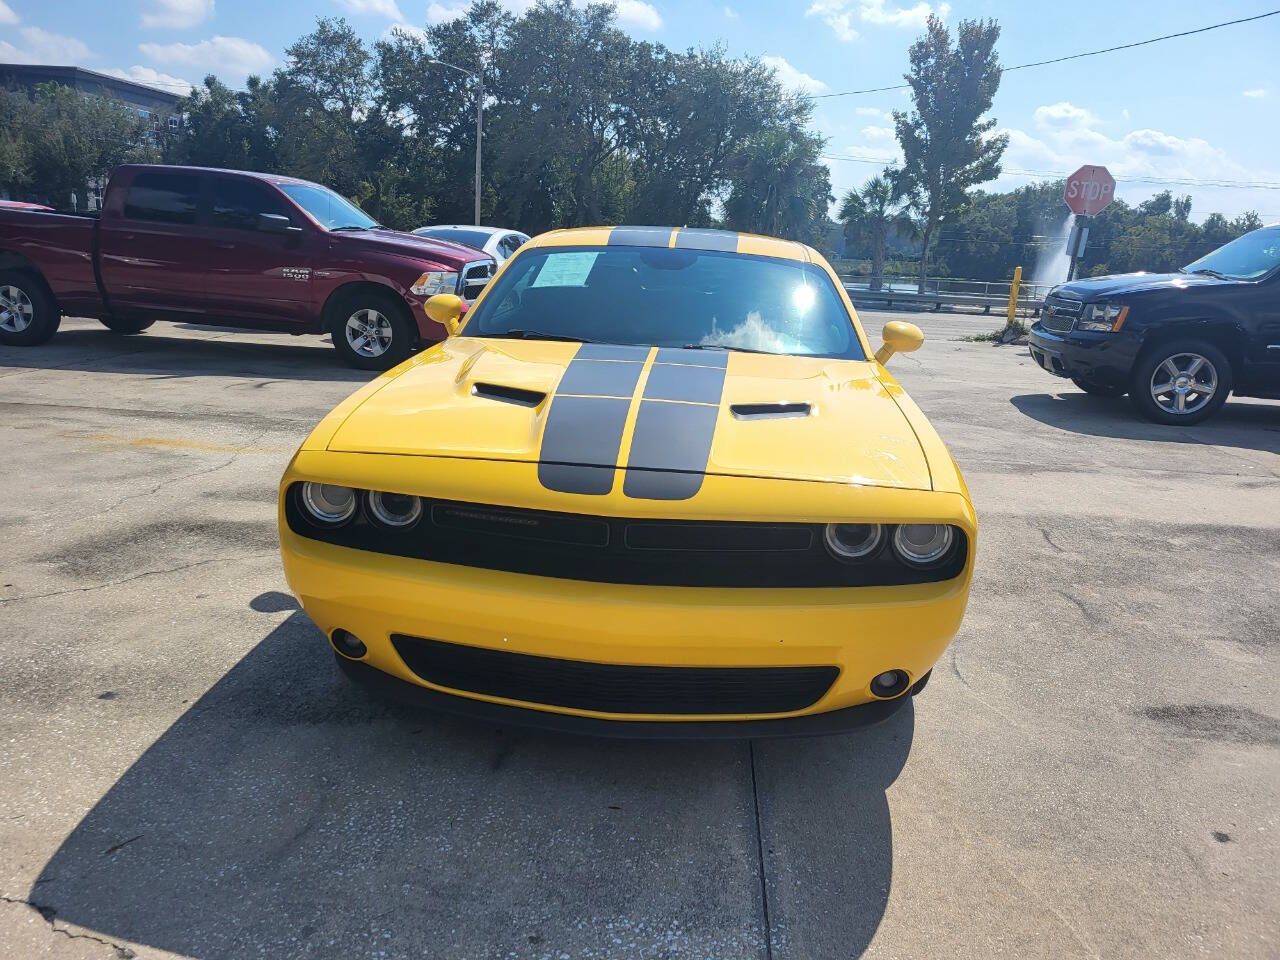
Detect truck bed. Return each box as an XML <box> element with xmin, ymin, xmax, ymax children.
<box><xmin>0</xmin><ymin>208</ymin><xmax>103</xmax><ymax>315</ymax></box>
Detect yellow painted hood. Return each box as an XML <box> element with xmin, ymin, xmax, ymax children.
<box><xmin>326</xmin><ymin>338</ymin><xmax>932</xmax><ymax>491</ymax></box>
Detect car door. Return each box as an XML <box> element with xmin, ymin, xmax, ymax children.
<box><xmin>1240</xmin><ymin>271</ymin><xmax>1280</xmax><ymax>392</ymax></box>
<box><xmin>97</xmin><ymin>169</ymin><xmax>212</xmax><ymax>315</ymax></box>
<box><xmin>199</xmin><ymin>176</ymin><xmax>318</xmax><ymax>324</ymax></box>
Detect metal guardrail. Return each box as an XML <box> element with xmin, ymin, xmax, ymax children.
<box><xmin>841</xmin><ymin>275</ymin><xmax>1048</xmax><ymax>315</ymax></box>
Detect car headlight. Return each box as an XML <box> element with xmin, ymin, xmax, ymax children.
<box><xmin>301</xmin><ymin>482</ymin><xmax>357</xmax><ymax>524</ymax></box>
<box><xmin>410</xmin><ymin>270</ymin><xmax>458</xmax><ymax>296</ymax></box>
<box><xmin>892</xmin><ymin>524</ymin><xmax>955</xmax><ymax>567</ymax></box>
<box><xmin>366</xmin><ymin>490</ymin><xmax>423</xmax><ymax>528</ymax></box>
<box><xmin>1075</xmin><ymin>302</ymin><xmax>1129</xmax><ymax>332</ymax></box>
<box><xmin>824</xmin><ymin>523</ymin><xmax>885</xmax><ymax>562</ymax></box>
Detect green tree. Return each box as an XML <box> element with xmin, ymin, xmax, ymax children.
<box><xmin>892</xmin><ymin>15</ymin><xmax>1007</xmax><ymax>290</ymax></box>
<box><xmin>168</xmin><ymin>76</ymin><xmax>276</xmax><ymax>171</ymax></box>
<box><xmin>838</xmin><ymin>175</ymin><xmax>911</xmax><ymax>290</ymax></box>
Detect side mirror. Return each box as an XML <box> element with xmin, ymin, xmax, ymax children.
<box><xmin>425</xmin><ymin>293</ymin><xmax>465</xmax><ymax>336</ymax></box>
<box><xmin>257</xmin><ymin>213</ymin><xmax>302</xmax><ymax>236</ymax></box>
<box><xmin>874</xmin><ymin>321</ymin><xmax>924</xmax><ymax>365</ymax></box>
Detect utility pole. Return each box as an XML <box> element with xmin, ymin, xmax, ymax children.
<box><xmin>427</xmin><ymin>58</ymin><xmax>485</xmax><ymax>226</ymax></box>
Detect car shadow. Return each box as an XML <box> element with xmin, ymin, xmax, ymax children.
<box><xmin>0</xmin><ymin>327</ymin><xmax>372</xmax><ymax>384</ymax></box>
<box><xmin>31</xmin><ymin>604</ymin><xmax>913</xmax><ymax>959</ymax></box>
<box><xmin>1010</xmin><ymin>392</ymin><xmax>1280</xmax><ymax>455</ymax></box>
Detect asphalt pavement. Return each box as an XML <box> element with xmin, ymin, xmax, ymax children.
<box><xmin>1</xmin><ymin>312</ymin><xmax>1277</xmax><ymax>959</ymax></box>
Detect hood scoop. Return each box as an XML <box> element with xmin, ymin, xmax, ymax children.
<box><xmin>730</xmin><ymin>402</ymin><xmax>812</xmax><ymax>421</ymax></box>
<box><xmin>471</xmin><ymin>382</ymin><xmax>547</xmax><ymax>408</ymax></box>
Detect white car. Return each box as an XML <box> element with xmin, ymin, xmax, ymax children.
<box><xmin>410</xmin><ymin>225</ymin><xmax>530</xmax><ymax>265</ymax></box>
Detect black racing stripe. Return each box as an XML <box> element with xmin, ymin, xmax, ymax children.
<box><xmin>672</xmin><ymin>228</ymin><xmax>739</xmax><ymax>252</ymax></box>
<box><xmin>643</xmin><ymin>363</ymin><xmax>727</xmax><ymax>405</ymax></box>
<box><xmin>653</xmin><ymin>347</ymin><xmax>728</xmax><ymax>368</ymax></box>
<box><xmin>555</xmin><ymin>358</ymin><xmax>643</xmax><ymax>398</ymax></box>
<box><xmin>624</xmin><ymin>400</ymin><xmax>719</xmax><ymax>501</ymax></box>
<box><xmin>607</xmin><ymin>226</ymin><xmax>675</xmax><ymax>248</ymax></box>
<box><xmin>574</xmin><ymin>343</ymin><xmax>650</xmax><ymax>362</ymax></box>
<box><xmin>538</xmin><ymin>395</ymin><xmax>630</xmax><ymax>495</ymax></box>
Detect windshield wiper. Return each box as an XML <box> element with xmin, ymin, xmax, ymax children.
<box><xmin>487</xmin><ymin>330</ymin><xmax>601</xmax><ymax>343</ymax></box>
<box><xmin>1185</xmin><ymin>268</ymin><xmax>1232</xmax><ymax>280</ymax></box>
<box><xmin>330</xmin><ymin>225</ymin><xmax>373</xmax><ymax>232</ymax></box>
<box><xmin>681</xmin><ymin>343</ymin><xmax>775</xmax><ymax>356</ymax></box>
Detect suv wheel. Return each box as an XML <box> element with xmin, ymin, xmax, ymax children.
<box><xmin>0</xmin><ymin>271</ymin><xmax>60</xmax><ymax>346</ymax></box>
<box><xmin>1129</xmin><ymin>339</ymin><xmax>1231</xmax><ymax>425</ymax></box>
<box><xmin>1071</xmin><ymin>376</ymin><xmax>1126</xmax><ymax>398</ymax></box>
<box><xmin>330</xmin><ymin>291</ymin><xmax>414</xmax><ymax>371</ymax></box>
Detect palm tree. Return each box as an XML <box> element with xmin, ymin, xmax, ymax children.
<box><xmin>838</xmin><ymin>175</ymin><xmax>909</xmax><ymax>292</ymax></box>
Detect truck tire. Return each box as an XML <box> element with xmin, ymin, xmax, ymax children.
<box><xmin>0</xmin><ymin>270</ymin><xmax>60</xmax><ymax>346</ymax></box>
<box><xmin>99</xmin><ymin>315</ymin><xmax>155</xmax><ymax>335</ymax></box>
<box><xmin>329</xmin><ymin>289</ymin><xmax>415</xmax><ymax>371</ymax></box>
<box><xmin>1128</xmin><ymin>338</ymin><xmax>1232</xmax><ymax>426</ymax></box>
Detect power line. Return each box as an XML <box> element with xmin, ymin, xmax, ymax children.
<box><xmin>819</xmin><ymin>154</ymin><xmax>1280</xmax><ymax>190</ymax></box>
<box><xmin>807</xmin><ymin>9</ymin><xmax>1280</xmax><ymax>100</ymax></box>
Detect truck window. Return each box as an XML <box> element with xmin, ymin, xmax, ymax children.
<box><xmin>210</xmin><ymin>178</ymin><xmax>292</xmax><ymax>231</ymax></box>
<box><xmin>123</xmin><ymin>172</ymin><xmax>200</xmax><ymax>225</ymax></box>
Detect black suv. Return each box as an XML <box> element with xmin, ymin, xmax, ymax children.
<box><xmin>1028</xmin><ymin>224</ymin><xmax>1280</xmax><ymax>424</ymax></box>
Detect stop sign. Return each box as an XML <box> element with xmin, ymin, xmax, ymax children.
<box><xmin>1064</xmin><ymin>164</ymin><xmax>1116</xmax><ymax>216</ymax></box>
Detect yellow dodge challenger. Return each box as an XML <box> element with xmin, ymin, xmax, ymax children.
<box><xmin>278</xmin><ymin>226</ymin><xmax>976</xmax><ymax>737</ymax></box>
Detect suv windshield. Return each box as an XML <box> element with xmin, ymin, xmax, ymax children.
<box><xmin>1183</xmin><ymin>225</ymin><xmax>1280</xmax><ymax>281</ymax></box>
<box><xmin>465</xmin><ymin>246</ymin><xmax>865</xmax><ymax>360</ymax></box>
<box><xmin>414</xmin><ymin>227</ymin><xmax>492</xmax><ymax>250</ymax></box>
<box><xmin>279</xmin><ymin>182</ymin><xmax>378</xmax><ymax>231</ymax></box>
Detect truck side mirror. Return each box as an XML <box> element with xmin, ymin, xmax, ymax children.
<box><xmin>257</xmin><ymin>213</ymin><xmax>302</xmax><ymax>237</ymax></box>
<box><xmin>874</xmin><ymin>321</ymin><xmax>924</xmax><ymax>365</ymax></box>
<box><xmin>425</xmin><ymin>293</ymin><xmax>465</xmax><ymax>336</ymax></box>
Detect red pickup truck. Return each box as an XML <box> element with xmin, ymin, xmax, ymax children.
<box><xmin>0</xmin><ymin>165</ymin><xmax>495</xmax><ymax>369</ymax></box>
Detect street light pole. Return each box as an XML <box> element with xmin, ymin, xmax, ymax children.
<box><xmin>427</xmin><ymin>57</ymin><xmax>484</xmax><ymax>226</ymax></box>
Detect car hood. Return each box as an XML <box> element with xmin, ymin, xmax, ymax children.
<box><xmin>1052</xmin><ymin>271</ymin><xmax>1228</xmax><ymax>300</ymax></box>
<box><xmin>327</xmin><ymin>338</ymin><xmax>933</xmax><ymax>490</ymax></box>
<box><xmin>334</xmin><ymin>228</ymin><xmax>485</xmax><ymax>268</ymax></box>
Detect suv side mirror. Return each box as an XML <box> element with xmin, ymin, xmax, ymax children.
<box><xmin>425</xmin><ymin>293</ymin><xmax>465</xmax><ymax>336</ymax></box>
<box><xmin>257</xmin><ymin>213</ymin><xmax>302</xmax><ymax>236</ymax></box>
<box><xmin>875</xmin><ymin>321</ymin><xmax>924</xmax><ymax>365</ymax></box>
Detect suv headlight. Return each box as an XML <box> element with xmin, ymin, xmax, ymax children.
<box><xmin>410</xmin><ymin>270</ymin><xmax>458</xmax><ymax>296</ymax></box>
<box><xmin>1076</xmin><ymin>302</ymin><xmax>1129</xmax><ymax>332</ymax></box>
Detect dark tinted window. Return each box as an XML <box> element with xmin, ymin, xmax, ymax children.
<box><xmin>498</xmin><ymin>233</ymin><xmax>526</xmax><ymax>258</ymax></box>
<box><xmin>414</xmin><ymin>227</ymin><xmax>492</xmax><ymax>250</ymax></box>
<box><xmin>123</xmin><ymin>171</ymin><xmax>200</xmax><ymax>224</ymax></box>
<box><xmin>210</xmin><ymin>178</ymin><xmax>291</xmax><ymax>231</ymax></box>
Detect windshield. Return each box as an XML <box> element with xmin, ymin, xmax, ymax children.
<box><xmin>279</xmin><ymin>183</ymin><xmax>378</xmax><ymax>231</ymax></box>
<box><xmin>1184</xmin><ymin>226</ymin><xmax>1280</xmax><ymax>281</ymax></box>
<box><xmin>414</xmin><ymin>227</ymin><xmax>492</xmax><ymax>250</ymax></box>
<box><xmin>464</xmin><ymin>246</ymin><xmax>865</xmax><ymax>360</ymax></box>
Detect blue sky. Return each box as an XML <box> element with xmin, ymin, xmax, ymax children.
<box><xmin>2</xmin><ymin>0</ymin><xmax>1277</xmax><ymax>220</ymax></box>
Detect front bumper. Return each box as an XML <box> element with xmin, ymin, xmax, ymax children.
<box><xmin>1028</xmin><ymin>324</ymin><xmax>1140</xmax><ymax>388</ymax></box>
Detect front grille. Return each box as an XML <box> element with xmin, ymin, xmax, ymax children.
<box><xmin>459</xmin><ymin>260</ymin><xmax>494</xmax><ymax>300</ymax></box>
<box><xmin>390</xmin><ymin>634</ymin><xmax>839</xmax><ymax>714</ymax></box>
<box><xmin>1041</xmin><ymin>295</ymin><xmax>1082</xmax><ymax>334</ymax></box>
<box><xmin>285</xmin><ymin>488</ymin><xmax>969</xmax><ymax>587</ymax></box>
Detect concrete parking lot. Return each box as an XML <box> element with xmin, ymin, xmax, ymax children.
<box><xmin>1</xmin><ymin>312</ymin><xmax>1277</xmax><ymax>960</ymax></box>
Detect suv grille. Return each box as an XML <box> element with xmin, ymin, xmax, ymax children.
<box><xmin>1041</xmin><ymin>295</ymin><xmax>1082</xmax><ymax>334</ymax></box>
<box><xmin>285</xmin><ymin>489</ymin><xmax>969</xmax><ymax>587</ymax></box>
<box><xmin>390</xmin><ymin>634</ymin><xmax>839</xmax><ymax>715</ymax></box>
<box><xmin>459</xmin><ymin>260</ymin><xmax>494</xmax><ymax>301</ymax></box>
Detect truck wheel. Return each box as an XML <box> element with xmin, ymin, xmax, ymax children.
<box><xmin>99</xmin><ymin>316</ymin><xmax>155</xmax><ymax>335</ymax></box>
<box><xmin>330</xmin><ymin>290</ymin><xmax>414</xmax><ymax>371</ymax></box>
<box><xmin>1129</xmin><ymin>339</ymin><xmax>1231</xmax><ymax>426</ymax></box>
<box><xmin>0</xmin><ymin>271</ymin><xmax>60</xmax><ymax>346</ymax></box>
<box><xmin>1071</xmin><ymin>376</ymin><xmax>1126</xmax><ymax>398</ymax></box>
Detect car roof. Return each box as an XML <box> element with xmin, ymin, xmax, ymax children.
<box><xmin>113</xmin><ymin>164</ymin><xmax>324</xmax><ymax>188</ymax></box>
<box><xmin>417</xmin><ymin>225</ymin><xmax>518</xmax><ymax>237</ymax></box>
<box><xmin>527</xmin><ymin>225</ymin><xmax>809</xmax><ymax>262</ymax></box>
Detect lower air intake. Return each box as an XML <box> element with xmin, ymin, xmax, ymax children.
<box><xmin>390</xmin><ymin>634</ymin><xmax>838</xmax><ymax>715</ymax></box>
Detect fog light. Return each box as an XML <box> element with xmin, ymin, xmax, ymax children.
<box><xmin>331</xmin><ymin>629</ymin><xmax>367</xmax><ymax>659</ymax></box>
<box><xmin>870</xmin><ymin>670</ymin><xmax>910</xmax><ymax>698</ymax></box>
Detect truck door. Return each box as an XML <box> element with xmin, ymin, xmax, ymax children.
<box><xmin>97</xmin><ymin>170</ymin><xmax>211</xmax><ymax>316</ymax></box>
<box><xmin>199</xmin><ymin>176</ymin><xmax>317</xmax><ymax>324</ymax></box>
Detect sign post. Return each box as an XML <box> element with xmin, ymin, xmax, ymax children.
<box><xmin>1063</xmin><ymin>164</ymin><xmax>1116</xmax><ymax>280</ymax></box>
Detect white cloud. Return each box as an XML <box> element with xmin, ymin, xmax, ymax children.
<box><xmin>1032</xmin><ymin>100</ymin><xmax>1101</xmax><ymax>131</ymax></box>
<box><xmin>806</xmin><ymin>1</ymin><xmax>858</xmax><ymax>43</ymax></box>
<box><xmin>139</xmin><ymin>35</ymin><xmax>274</xmax><ymax>75</ymax></box>
<box><xmin>0</xmin><ymin>26</ymin><xmax>94</xmax><ymax>64</ymax></box>
<box><xmin>854</xmin><ymin>105</ymin><xmax>886</xmax><ymax>117</ymax></box>
<box><xmin>103</xmin><ymin>65</ymin><xmax>194</xmax><ymax>95</ymax></box>
<box><xmin>141</xmin><ymin>0</ymin><xmax>215</xmax><ymax>29</ymax></box>
<box><xmin>860</xmin><ymin>124</ymin><xmax>894</xmax><ymax>141</ymax></box>
<box><xmin>0</xmin><ymin>1</ymin><xmax>18</xmax><ymax>26</ymax></box>
<box><xmin>609</xmin><ymin>0</ymin><xmax>661</xmax><ymax>31</ymax></box>
<box><xmin>336</xmin><ymin>0</ymin><xmax>404</xmax><ymax>18</ymax></box>
<box><xmin>859</xmin><ymin>0</ymin><xmax>947</xmax><ymax>28</ymax></box>
<box><xmin>1242</xmin><ymin>88</ymin><xmax>1267</xmax><ymax>99</ymax></box>
<box><xmin>761</xmin><ymin>55</ymin><xmax>827</xmax><ymax>94</ymax></box>
<box><xmin>723</xmin><ymin>5</ymin><xmax>738</xmax><ymax>19</ymax></box>
<box><xmin>428</xmin><ymin>1</ymin><xmax>468</xmax><ymax>22</ymax></box>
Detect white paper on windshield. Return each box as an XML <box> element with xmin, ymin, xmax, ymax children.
<box><xmin>531</xmin><ymin>252</ymin><xmax>598</xmax><ymax>287</ymax></box>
